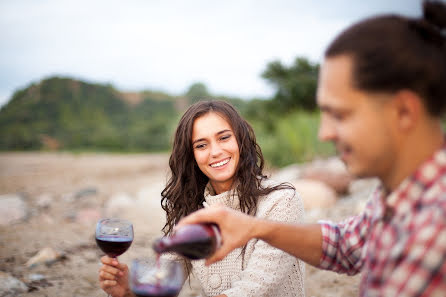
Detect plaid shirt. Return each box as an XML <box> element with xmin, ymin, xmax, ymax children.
<box><xmin>318</xmin><ymin>145</ymin><xmax>446</xmax><ymax>297</ymax></box>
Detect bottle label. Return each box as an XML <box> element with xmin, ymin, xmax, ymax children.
<box><xmin>210</xmin><ymin>225</ymin><xmax>222</xmax><ymax>249</ymax></box>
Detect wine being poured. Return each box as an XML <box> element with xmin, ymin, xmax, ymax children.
<box><xmin>130</xmin><ymin>257</ymin><xmax>184</xmax><ymax>297</ymax></box>
<box><xmin>152</xmin><ymin>223</ymin><xmax>221</xmax><ymax>260</ymax></box>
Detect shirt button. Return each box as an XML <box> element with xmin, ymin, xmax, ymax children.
<box><xmin>208</xmin><ymin>274</ymin><xmax>221</xmax><ymax>289</ymax></box>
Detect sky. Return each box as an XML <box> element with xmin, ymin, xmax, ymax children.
<box><xmin>0</xmin><ymin>0</ymin><xmax>422</xmax><ymax>107</ymax></box>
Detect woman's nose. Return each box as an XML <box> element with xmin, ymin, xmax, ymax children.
<box><xmin>210</xmin><ymin>142</ymin><xmax>223</xmax><ymax>157</ymax></box>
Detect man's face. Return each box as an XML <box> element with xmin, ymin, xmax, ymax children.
<box><xmin>317</xmin><ymin>55</ymin><xmax>397</xmax><ymax>179</ymax></box>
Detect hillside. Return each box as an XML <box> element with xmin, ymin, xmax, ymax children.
<box><xmin>0</xmin><ymin>77</ymin><xmax>181</xmax><ymax>151</ymax></box>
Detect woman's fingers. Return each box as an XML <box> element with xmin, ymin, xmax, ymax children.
<box><xmin>100</xmin><ymin>264</ymin><xmax>121</xmax><ymax>276</ymax></box>
<box><xmin>99</xmin><ymin>270</ymin><xmax>117</xmax><ymax>281</ymax></box>
<box><xmin>100</xmin><ymin>279</ymin><xmax>117</xmax><ymax>288</ymax></box>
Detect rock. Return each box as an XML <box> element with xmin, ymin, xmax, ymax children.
<box><xmin>0</xmin><ymin>271</ymin><xmax>28</xmax><ymax>295</ymax></box>
<box><xmin>26</xmin><ymin>247</ymin><xmax>64</xmax><ymax>268</ymax></box>
<box><xmin>35</xmin><ymin>193</ymin><xmax>53</xmax><ymax>209</ymax></box>
<box><xmin>26</xmin><ymin>273</ymin><xmax>46</xmax><ymax>282</ymax></box>
<box><xmin>272</xmin><ymin>163</ymin><xmax>302</xmax><ymax>183</ymax></box>
<box><xmin>301</xmin><ymin>157</ymin><xmax>352</xmax><ymax>194</ymax></box>
<box><xmin>292</xmin><ymin>179</ymin><xmax>337</xmax><ymax>210</ymax></box>
<box><xmin>74</xmin><ymin>187</ymin><xmax>98</xmax><ymax>199</ymax></box>
<box><xmin>0</xmin><ymin>194</ymin><xmax>28</xmax><ymax>226</ymax></box>
<box><xmin>349</xmin><ymin>178</ymin><xmax>380</xmax><ymax>195</ymax></box>
<box><xmin>76</xmin><ymin>208</ymin><xmax>101</xmax><ymax>225</ymax></box>
<box><xmin>104</xmin><ymin>193</ymin><xmax>135</xmax><ymax>218</ymax></box>
<box><xmin>62</xmin><ymin>187</ymin><xmax>98</xmax><ymax>202</ymax></box>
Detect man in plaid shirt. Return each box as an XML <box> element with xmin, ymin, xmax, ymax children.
<box><xmin>178</xmin><ymin>1</ymin><xmax>446</xmax><ymax>296</ymax></box>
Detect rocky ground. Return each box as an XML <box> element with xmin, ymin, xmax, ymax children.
<box><xmin>0</xmin><ymin>152</ymin><xmax>378</xmax><ymax>297</ymax></box>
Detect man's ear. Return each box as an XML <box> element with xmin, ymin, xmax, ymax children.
<box><xmin>392</xmin><ymin>89</ymin><xmax>423</xmax><ymax>131</ymax></box>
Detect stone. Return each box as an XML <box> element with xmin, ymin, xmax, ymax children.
<box><xmin>26</xmin><ymin>247</ymin><xmax>64</xmax><ymax>268</ymax></box>
<box><xmin>292</xmin><ymin>179</ymin><xmax>337</xmax><ymax>210</ymax></box>
<box><xmin>35</xmin><ymin>193</ymin><xmax>53</xmax><ymax>209</ymax></box>
<box><xmin>74</xmin><ymin>187</ymin><xmax>98</xmax><ymax>200</ymax></box>
<box><xmin>0</xmin><ymin>271</ymin><xmax>27</xmax><ymax>295</ymax></box>
<box><xmin>76</xmin><ymin>208</ymin><xmax>102</xmax><ymax>225</ymax></box>
<box><xmin>26</xmin><ymin>273</ymin><xmax>46</xmax><ymax>282</ymax></box>
<box><xmin>104</xmin><ymin>193</ymin><xmax>135</xmax><ymax>218</ymax></box>
<box><xmin>272</xmin><ymin>163</ymin><xmax>302</xmax><ymax>183</ymax></box>
<box><xmin>0</xmin><ymin>194</ymin><xmax>28</xmax><ymax>226</ymax></box>
<box><xmin>301</xmin><ymin>157</ymin><xmax>352</xmax><ymax>195</ymax></box>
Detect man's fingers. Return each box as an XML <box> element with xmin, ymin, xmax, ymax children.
<box><xmin>177</xmin><ymin>206</ymin><xmax>227</xmax><ymax>229</ymax></box>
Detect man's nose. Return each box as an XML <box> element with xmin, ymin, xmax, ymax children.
<box><xmin>318</xmin><ymin>117</ymin><xmax>337</xmax><ymax>142</ymax></box>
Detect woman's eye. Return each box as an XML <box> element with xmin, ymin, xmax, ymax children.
<box><xmin>220</xmin><ymin>134</ymin><xmax>231</xmax><ymax>141</ymax></box>
<box><xmin>194</xmin><ymin>143</ymin><xmax>206</xmax><ymax>149</ymax></box>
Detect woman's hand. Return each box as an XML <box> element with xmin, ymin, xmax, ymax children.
<box><xmin>99</xmin><ymin>256</ymin><xmax>132</xmax><ymax>297</ymax></box>
<box><xmin>177</xmin><ymin>205</ymin><xmax>257</xmax><ymax>265</ymax></box>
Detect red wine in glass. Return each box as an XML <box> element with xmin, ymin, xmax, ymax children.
<box><xmin>95</xmin><ymin>235</ymin><xmax>133</xmax><ymax>258</ymax></box>
<box><xmin>96</xmin><ymin>218</ymin><xmax>134</xmax><ymax>297</ymax></box>
<box><xmin>130</xmin><ymin>258</ymin><xmax>184</xmax><ymax>297</ymax></box>
<box><xmin>152</xmin><ymin>223</ymin><xmax>221</xmax><ymax>259</ymax></box>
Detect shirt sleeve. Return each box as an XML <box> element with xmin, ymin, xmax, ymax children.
<box><xmin>221</xmin><ymin>188</ymin><xmax>305</xmax><ymax>297</ymax></box>
<box><xmin>317</xmin><ymin>198</ymin><xmax>375</xmax><ymax>275</ymax></box>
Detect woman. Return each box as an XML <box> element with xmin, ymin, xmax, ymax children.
<box><xmin>98</xmin><ymin>100</ymin><xmax>305</xmax><ymax>297</ymax></box>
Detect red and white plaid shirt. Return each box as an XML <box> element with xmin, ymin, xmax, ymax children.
<box><xmin>318</xmin><ymin>144</ymin><xmax>446</xmax><ymax>297</ymax></box>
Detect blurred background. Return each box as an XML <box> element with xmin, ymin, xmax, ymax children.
<box><xmin>0</xmin><ymin>1</ymin><xmax>421</xmax><ymax>296</ymax></box>
<box><xmin>0</xmin><ymin>0</ymin><xmax>420</xmax><ymax>167</ymax></box>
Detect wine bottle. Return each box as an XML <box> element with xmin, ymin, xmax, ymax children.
<box><xmin>152</xmin><ymin>223</ymin><xmax>222</xmax><ymax>260</ymax></box>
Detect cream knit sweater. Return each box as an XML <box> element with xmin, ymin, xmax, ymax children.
<box><xmin>188</xmin><ymin>179</ymin><xmax>306</xmax><ymax>297</ymax></box>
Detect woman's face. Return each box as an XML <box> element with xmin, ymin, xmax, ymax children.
<box><xmin>192</xmin><ymin>112</ymin><xmax>240</xmax><ymax>194</ymax></box>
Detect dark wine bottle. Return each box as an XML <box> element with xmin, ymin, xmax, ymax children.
<box><xmin>152</xmin><ymin>223</ymin><xmax>222</xmax><ymax>260</ymax></box>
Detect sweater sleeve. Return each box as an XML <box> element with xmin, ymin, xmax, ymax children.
<box><xmin>221</xmin><ymin>188</ymin><xmax>305</xmax><ymax>297</ymax></box>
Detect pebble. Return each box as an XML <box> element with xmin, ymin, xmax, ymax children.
<box><xmin>0</xmin><ymin>194</ymin><xmax>28</xmax><ymax>226</ymax></box>
<box><xmin>0</xmin><ymin>271</ymin><xmax>28</xmax><ymax>295</ymax></box>
<box><xmin>292</xmin><ymin>179</ymin><xmax>337</xmax><ymax>210</ymax></box>
<box><xmin>26</xmin><ymin>247</ymin><xmax>64</xmax><ymax>268</ymax></box>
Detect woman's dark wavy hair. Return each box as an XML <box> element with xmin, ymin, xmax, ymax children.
<box><xmin>325</xmin><ymin>0</ymin><xmax>446</xmax><ymax>117</ymax></box>
<box><xmin>161</xmin><ymin>100</ymin><xmax>294</xmax><ymax>237</ymax></box>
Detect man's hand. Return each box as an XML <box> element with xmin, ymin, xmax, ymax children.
<box><xmin>177</xmin><ymin>205</ymin><xmax>258</xmax><ymax>265</ymax></box>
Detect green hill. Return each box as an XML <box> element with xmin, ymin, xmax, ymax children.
<box><xmin>0</xmin><ymin>76</ymin><xmax>179</xmax><ymax>151</ymax></box>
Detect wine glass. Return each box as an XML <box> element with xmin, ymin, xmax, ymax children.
<box><xmin>129</xmin><ymin>257</ymin><xmax>184</xmax><ymax>297</ymax></box>
<box><xmin>96</xmin><ymin>218</ymin><xmax>134</xmax><ymax>297</ymax></box>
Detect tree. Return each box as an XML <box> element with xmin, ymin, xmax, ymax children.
<box><xmin>262</xmin><ymin>57</ymin><xmax>319</xmax><ymax>111</ymax></box>
<box><xmin>185</xmin><ymin>82</ymin><xmax>210</xmax><ymax>103</ymax></box>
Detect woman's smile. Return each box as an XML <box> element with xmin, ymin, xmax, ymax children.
<box><xmin>210</xmin><ymin>157</ymin><xmax>231</xmax><ymax>169</ymax></box>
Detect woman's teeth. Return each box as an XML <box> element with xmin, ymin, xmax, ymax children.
<box><xmin>210</xmin><ymin>158</ymin><xmax>230</xmax><ymax>168</ymax></box>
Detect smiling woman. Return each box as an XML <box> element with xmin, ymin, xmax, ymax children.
<box><xmin>157</xmin><ymin>100</ymin><xmax>305</xmax><ymax>297</ymax></box>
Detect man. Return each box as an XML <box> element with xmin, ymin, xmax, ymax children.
<box><xmin>178</xmin><ymin>1</ymin><xmax>446</xmax><ymax>296</ymax></box>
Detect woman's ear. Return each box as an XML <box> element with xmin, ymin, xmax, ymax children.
<box><xmin>392</xmin><ymin>89</ymin><xmax>423</xmax><ymax>131</ymax></box>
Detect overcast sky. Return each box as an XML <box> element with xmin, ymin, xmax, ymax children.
<box><xmin>0</xmin><ymin>0</ymin><xmax>422</xmax><ymax>107</ymax></box>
